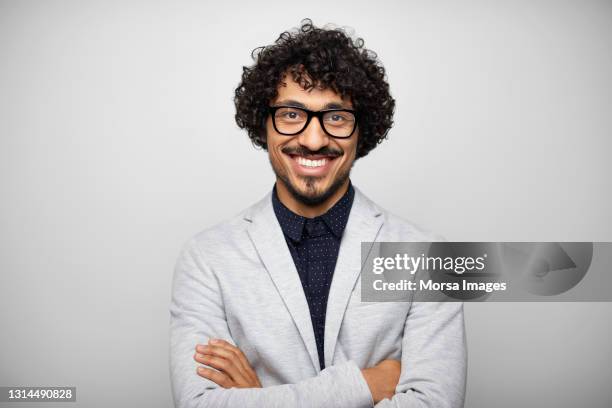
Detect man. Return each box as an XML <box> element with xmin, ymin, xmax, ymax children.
<box><xmin>170</xmin><ymin>19</ymin><xmax>467</xmax><ymax>408</ymax></box>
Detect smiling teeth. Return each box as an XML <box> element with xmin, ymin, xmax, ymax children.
<box><xmin>297</xmin><ymin>157</ymin><xmax>327</xmax><ymax>168</ymax></box>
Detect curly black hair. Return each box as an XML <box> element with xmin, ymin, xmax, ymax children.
<box><xmin>234</xmin><ymin>19</ymin><xmax>395</xmax><ymax>159</ymax></box>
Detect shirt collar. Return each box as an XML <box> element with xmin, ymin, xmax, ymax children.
<box><xmin>272</xmin><ymin>181</ymin><xmax>355</xmax><ymax>243</ymax></box>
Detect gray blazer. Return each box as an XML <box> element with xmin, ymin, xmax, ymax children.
<box><xmin>170</xmin><ymin>186</ymin><xmax>467</xmax><ymax>408</ymax></box>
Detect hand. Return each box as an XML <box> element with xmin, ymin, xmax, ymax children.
<box><xmin>194</xmin><ymin>339</ymin><xmax>262</xmax><ymax>389</ymax></box>
<box><xmin>361</xmin><ymin>359</ymin><xmax>401</xmax><ymax>404</ymax></box>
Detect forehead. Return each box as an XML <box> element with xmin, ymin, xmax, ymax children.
<box><xmin>272</xmin><ymin>74</ymin><xmax>353</xmax><ymax>109</ymax></box>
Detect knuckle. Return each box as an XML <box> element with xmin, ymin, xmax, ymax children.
<box><xmin>214</xmin><ymin>358</ymin><xmax>228</xmax><ymax>369</ymax></box>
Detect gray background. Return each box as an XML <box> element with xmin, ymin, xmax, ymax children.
<box><xmin>0</xmin><ymin>0</ymin><xmax>611</xmax><ymax>407</ymax></box>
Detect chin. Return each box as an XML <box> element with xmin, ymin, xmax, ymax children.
<box><xmin>284</xmin><ymin>173</ymin><xmax>348</xmax><ymax>207</ymax></box>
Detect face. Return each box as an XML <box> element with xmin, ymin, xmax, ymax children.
<box><xmin>266</xmin><ymin>74</ymin><xmax>359</xmax><ymax>206</ymax></box>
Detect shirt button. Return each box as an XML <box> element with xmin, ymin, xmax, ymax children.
<box><xmin>305</xmin><ymin>220</ymin><xmax>316</xmax><ymax>235</ymax></box>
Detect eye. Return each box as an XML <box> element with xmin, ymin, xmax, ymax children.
<box><xmin>324</xmin><ymin>111</ymin><xmax>354</xmax><ymax>125</ymax></box>
<box><xmin>275</xmin><ymin>107</ymin><xmax>305</xmax><ymax>122</ymax></box>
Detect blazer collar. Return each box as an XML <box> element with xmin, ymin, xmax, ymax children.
<box><xmin>244</xmin><ymin>185</ymin><xmax>384</xmax><ymax>372</ymax></box>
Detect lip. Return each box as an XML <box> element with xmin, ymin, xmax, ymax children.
<box><xmin>285</xmin><ymin>153</ymin><xmax>338</xmax><ymax>177</ymax></box>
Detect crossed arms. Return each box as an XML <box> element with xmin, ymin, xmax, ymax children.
<box><xmin>170</xmin><ymin>240</ymin><xmax>467</xmax><ymax>408</ymax></box>
<box><xmin>192</xmin><ymin>339</ymin><xmax>400</xmax><ymax>404</ymax></box>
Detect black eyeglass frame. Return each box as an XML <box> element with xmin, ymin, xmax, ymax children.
<box><xmin>267</xmin><ymin>105</ymin><xmax>359</xmax><ymax>139</ymax></box>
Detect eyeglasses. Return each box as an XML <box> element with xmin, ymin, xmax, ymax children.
<box><xmin>268</xmin><ymin>106</ymin><xmax>358</xmax><ymax>138</ymax></box>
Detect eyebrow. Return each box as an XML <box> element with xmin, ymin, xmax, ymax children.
<box><xmin>273</xmin><ymin>99</ymin><xmax>351</xmax><ymax>110</ymax></box>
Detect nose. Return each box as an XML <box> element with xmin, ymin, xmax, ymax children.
<box><xmin>296</xmin><ymin>116</ymin><xmax>330</xmax><ymax>152</ymax></box>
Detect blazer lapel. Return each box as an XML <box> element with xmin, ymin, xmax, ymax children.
<box><xmin>245</xmin><ymin>193</ymin><xmax>321</xmax><ymax>373</ymax></box>
<box><xmin>324</xmin><ymin>187</ymin><xmax>384</xmax><ymax>367</ymax></box>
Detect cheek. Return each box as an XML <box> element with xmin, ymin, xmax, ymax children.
<box><xmin>267</xmin><ymin>139</ymin><xmax>290</xmax><ymax>169</ymax></box>
<box><xmin>269</xmin><ymin>147</ymin><xmax>284</xmax><ymax>167</ymax></box>
<box><xmin>266</xmin><ymin>136</ymin><xmax>284</xmax><ymax>157</ymax></box>
<box><xmin>265</xmin><ymin>119</ymin><xmax>279</xmax><ymax>148</ymax></box>
<box><xmin>340</xmin><ymin>141</ymin><xmax>358</xmax><ymax>165</ymax></box>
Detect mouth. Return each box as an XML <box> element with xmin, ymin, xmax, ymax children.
<box><xmin>285</xmin><ymin>152</ymin><xmax>340</xmax><ymax>177</ymax></box>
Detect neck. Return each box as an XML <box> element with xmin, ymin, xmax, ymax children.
<box><xmin>275</xmin><ymin>178</ymin><xmax>350</xmax><ymax>218</ymax></box>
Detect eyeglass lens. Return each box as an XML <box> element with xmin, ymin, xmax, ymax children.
<box><xmin>273</xmin><ymin>107</ymin><xmax>356</xmax><ymax>137</ymax></box>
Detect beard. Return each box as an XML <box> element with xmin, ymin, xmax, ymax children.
<box><xmin>269</xmin><ymin>147</ymin><xmax>353</xmax><ymax>206</ymax></box>
<box><xmin>276</xmin><ymin>168</ymin><xmax>351</xmax><ymax>206</ymax></box>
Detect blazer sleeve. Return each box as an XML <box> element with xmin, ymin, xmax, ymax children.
<box><xmin>169</xmin><ymin>239</ymin><xmax>374</xmax><ymax>408</ymax></box>
<box><xmin>374</xmin><ymin>300</ymin><xmax>468</xmax><ymax>408</ymax></box>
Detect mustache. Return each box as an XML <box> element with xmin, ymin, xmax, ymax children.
<box><xmin>281</xmin><ymin>146</ymin><xmax>343</xmax><ymax>158</ymax></box>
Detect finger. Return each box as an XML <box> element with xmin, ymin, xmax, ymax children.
<box><xmin>207</xmin><ymin>340</ymin><xmax>258</xmax><ymax>382</ymax></box>
<box><xmin>198</xmin><ymin>344</ymin><xmax>251</xmax><ymax>377</ymax></box>
<box><xmin>199</xmin><ymin>345</ymin><xmax>261</xmax><ymax>387</ymax></box>
<box><xmin>197</xmin><ymin>366</ymin><xmax>233</xmax><ymax>388</ymax></box>
<box><xmin>194</xmin><ymin>352</ymin><xmax>249</xmax><ymax>385</ymax></box>
<box><xmin>201</xmin><ymin>341</ymin><xmax>262</xmax><ymax>388</ymax></box>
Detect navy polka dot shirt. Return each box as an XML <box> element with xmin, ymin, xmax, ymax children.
<box><xmin>272</xmin><ymin>182</ymin><xmax>355</xmax><ymax>370</ymax></box>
